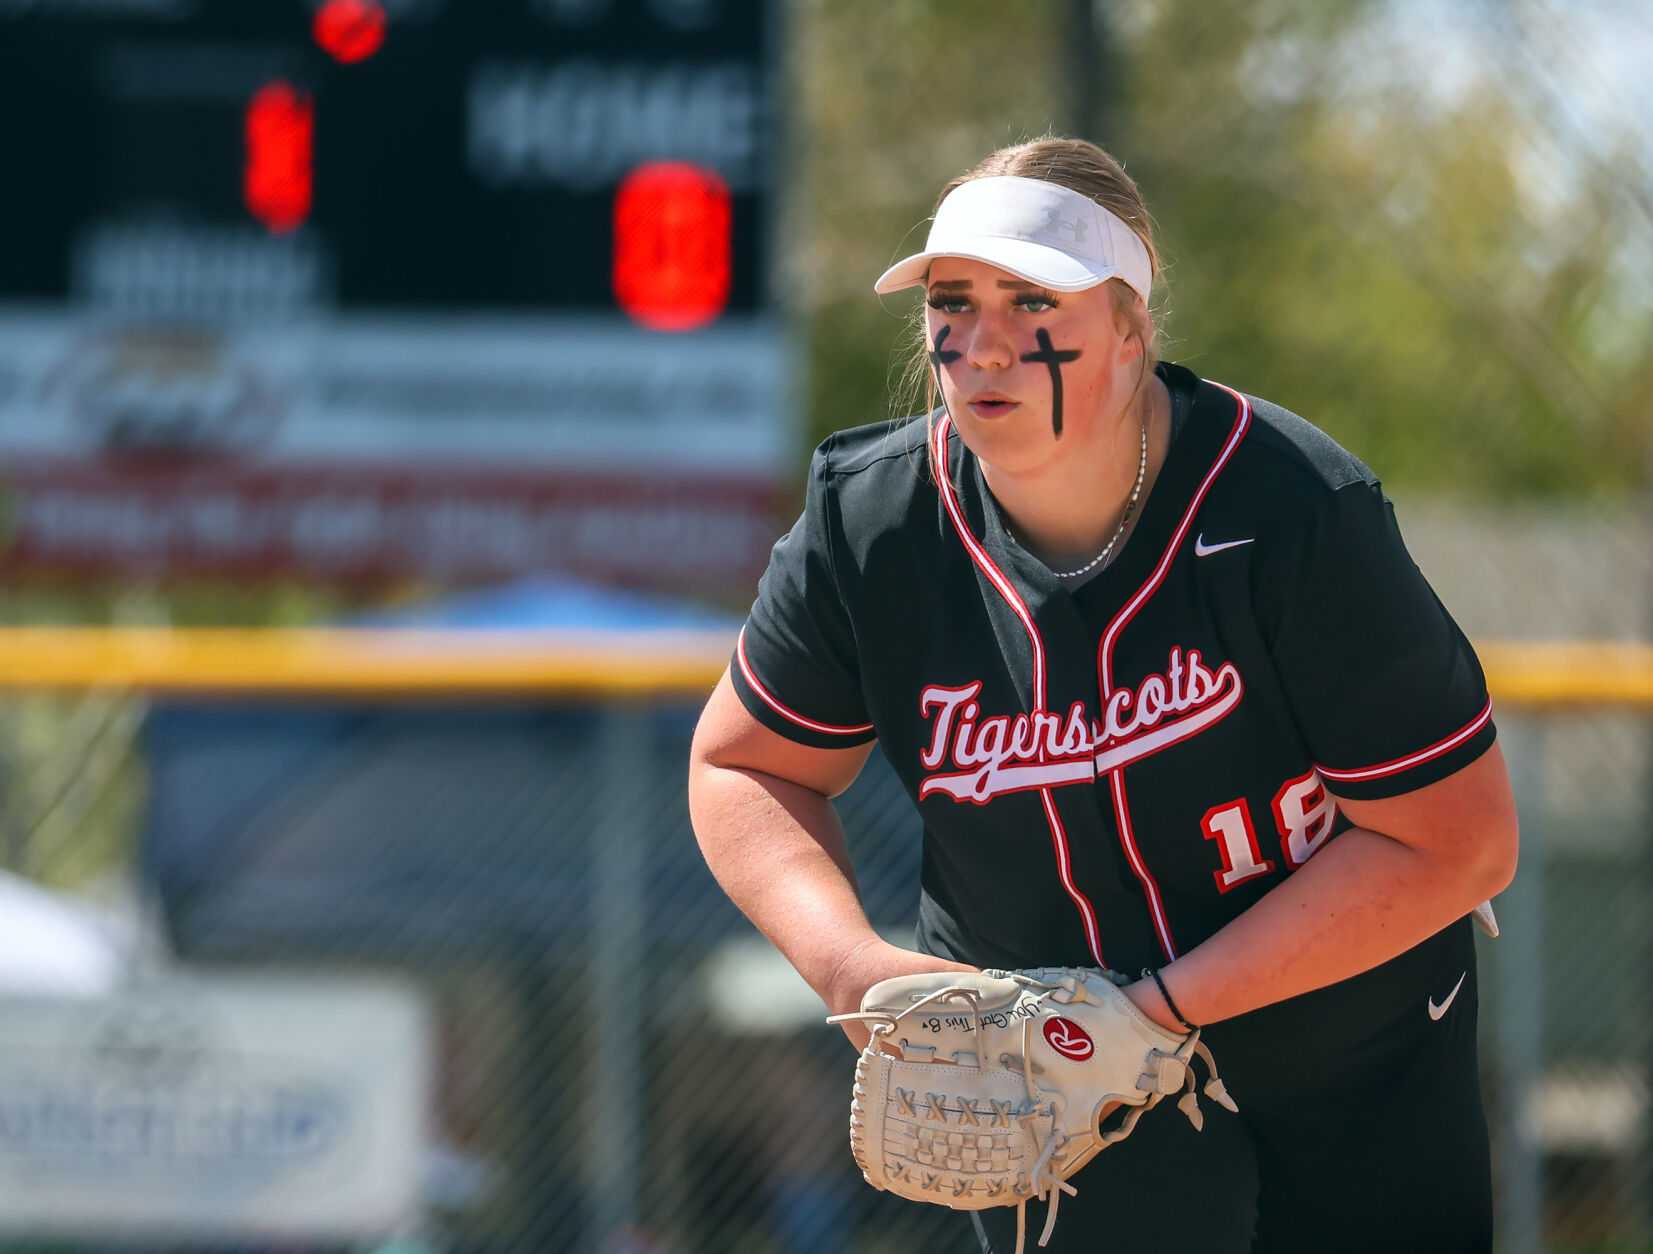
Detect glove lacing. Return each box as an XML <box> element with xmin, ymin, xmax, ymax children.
<box><xmin>832</xmin><ymin>975</ymin><xmax>1238</xmax><ymax>1254</ymax></box>
<box><xmin>1016</xmin><ymin>1008</ymin><xmax>1077</xmax><ymax>1253</ymax></box>
<box><xmin>991</xmin><ymin>978</ymin><xmax>1243</xmax><ymax>1254</ymax></box>
<box><xmin>832</xmin><ymin>981</ymin><xmax>1076</xmax><ymax>1254</ymax></box>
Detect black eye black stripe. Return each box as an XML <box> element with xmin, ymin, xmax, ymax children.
<box><xmin>1020</xmin><ymin>328</ymin><xmax>1081</xmax><ymax>437</ymax></box>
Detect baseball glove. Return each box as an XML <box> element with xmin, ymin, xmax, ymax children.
<box><xmin>828</xmin><ymin>967</ymin><xmax>1236</xmax><ymax>1254</ymax></box>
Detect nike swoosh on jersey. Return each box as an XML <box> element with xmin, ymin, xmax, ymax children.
<box><xmin>1194</xmin><ymin>534</ymin><xmax>1254</xmax><ymax>557</ymax></box>
<box><xmin>1428</xmin><ymin>971</ymin><xmax>1467</xmax><ymax>1021</ymax></box>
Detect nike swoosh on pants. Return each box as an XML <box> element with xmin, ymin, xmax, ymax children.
<box><xmin>1428</xmin><ymin>971</ymin><xmax>1467</xmax><ymax>1021</ymax></box>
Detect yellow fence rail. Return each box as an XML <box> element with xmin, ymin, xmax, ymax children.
<box><xmin>0</xmin><ymin>627</ymin><xmax>733</xmax><ymax>697</ymax></box>
<box><xmin>0</xmin><ymin>627</ymin><xmax>1646</xmax><ymax>707</ymax></box>
<box><xmin>1479</xmin><ymin>641</ymin><xmax>1653</xmax><ymax>709</ymax></box>
<box><xmin>0</xmin><ymin>628</ymin><xmax>1647</xmax><ymax>707</ymax></box>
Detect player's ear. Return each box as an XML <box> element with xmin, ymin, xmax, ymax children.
<box><xmin>1120</xmin><ymin>321</ymin><xmax>1147</xmax><ymax>367</ymax></box>
<box><xmin>1109</xmin><ymin>283</ymin><xmax>1149</xmax><ymax>360</ymax></box>
<box><xmin>1125</xmin><ymin>328</ymin><xmax>1146</xmax><ymax>363</ymax></box>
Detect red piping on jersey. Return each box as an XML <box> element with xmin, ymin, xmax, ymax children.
<box><xmin>1315</xmin><ymin>699</ymin><xmax>1494</xmax><ymax>783</ymax></box>
<box><xmin>735</xmin><ymin>626</ymin><xmax>876</xmax><ymax>736</ymax></box>
<box><xmin>1097</xmin><ymin>382</ymin><xmax>1253</xmax><ymax>963</ymax></box>
<box><xmin>929</xmin><ymin>414</ymin><xmax>1107</xmax><ymax>969</ymax></box>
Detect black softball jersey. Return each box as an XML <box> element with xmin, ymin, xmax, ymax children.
<box><xmin>731</xmin><ymin>364</ymin><xmax>1496</xmax><ymax>1055</ymax></box>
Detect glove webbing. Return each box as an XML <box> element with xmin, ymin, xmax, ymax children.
<box><xmin>833</xmin><ymin>975</ymin><xmax>1237</xmax><ymax>1254</ymax></box>
<box><xmin>835</xmin><ymin>982</ymin><xmax>1072</xmax><ymax>1254</ymax></box>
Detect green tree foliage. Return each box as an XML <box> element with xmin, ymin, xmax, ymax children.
<box><xmin>790</xmin><ymin>0</ymin><xmax>1067</xmax><ymax>443</ymax></box>
<box><xmin>794</xmin><ymin>0</ymin><xmax>1653</xmax><ymax>499</ymax></box>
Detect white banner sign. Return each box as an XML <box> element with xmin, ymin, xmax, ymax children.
<box><xmin>0</xmin><ymin>973</ymin><xmax>431</xmax><ymax>1241</ymax></box>
<box><xmin>0</xmin><ymin>310</ymin><xmax>791</xmax><ymax>587</ymax></box>
<box><xmin>0</xmin><ymin>310</ymin><xmax>788</xmax><ymax>472</ymax></box>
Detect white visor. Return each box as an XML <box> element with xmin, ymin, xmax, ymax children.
<box><xmin>874</xmin><ymin>175</ymin><xmax>1152</xmax><ymax>302</ymax></box>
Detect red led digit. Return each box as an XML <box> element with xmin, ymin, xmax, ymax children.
<box><xmin>613</xmin><ymin>162</ymin><xmax>732</xmax><ymax>332</ymax></box>
<box><xmin>244</xmin><ymin>82</ymin><xmax>313</xmax><ymax>234</ymax></box>
<box><xmin>313</xmin><ymin>0</ymin><xmax>387</xmax><ymax>64</ymax></box>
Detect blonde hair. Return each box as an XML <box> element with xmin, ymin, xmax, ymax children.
<box><xmin>892</xmin><ymin>136</ymin><xmax>1163</xmax><ymax>427</ymax></box>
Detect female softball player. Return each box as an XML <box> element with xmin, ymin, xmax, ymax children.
<box><xmin>687</xmin><ymin>136</ymin><xmax>1518</xmax><ymax>1253</ymax></box>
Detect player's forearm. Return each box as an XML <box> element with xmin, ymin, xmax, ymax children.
<box><xmin>1148</xmin><ymin>825</ymin><xmax>1510</xmax><ymax>1027</ymax></box>
<box><xmin>688</xmin><ymin>761</ymin><xmax>884</xmax><ymax>1001</ymax></box>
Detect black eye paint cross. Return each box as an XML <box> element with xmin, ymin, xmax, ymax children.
<box><xmin>928</xmin><ymin>324</ymin><xmax>961</xmax><ymax>369</ymax></box>
<box><xmin>1019</xmin><ymin>328</ymin><xmax>1082</xmax><ymax>437</ymax></box>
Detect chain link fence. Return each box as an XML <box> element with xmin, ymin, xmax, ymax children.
<box><xmin>0</xmin><ymin>670</ymin><xmax>1649</xmax><ymax>1253</ymax></box>
<box><xmin>0</xmin><ymin>3</ymin><xmax>1646</xmax><ymax>1247</ymax></box>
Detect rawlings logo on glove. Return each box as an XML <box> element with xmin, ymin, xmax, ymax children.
<box><xmin>829</xmin><ymin>967</ymin><xmax>1237</xmax><ymax>1254</ymax></box>
<box><xmin>1041</xmin><ymin>1016</ymin><xmax>1093</xmax><ymax>1060</ymax></box>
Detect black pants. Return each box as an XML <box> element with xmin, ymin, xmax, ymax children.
<box><xmin>973</xmin><ymin>925</ymin><xmax>1492</xmax><ymax>1253</ymax></box>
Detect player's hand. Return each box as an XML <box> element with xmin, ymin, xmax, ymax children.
<box><xmin>823</xmin><ymin>937</ymin><xmax>978</xmax><ymax>1051</ymax></box>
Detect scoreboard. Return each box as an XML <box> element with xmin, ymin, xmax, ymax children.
<box><xmin>0</xmin><ymin>0</ymin><xmax>788</xmax><ymax>594</ymax></box>
<box><xmin>0</xmin><ymin>0</ymin><xmax>772</xmax><ymax>322</ymax></box>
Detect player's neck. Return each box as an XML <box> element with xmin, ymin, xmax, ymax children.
<box><xmin>985</xmin><ymin>374</ymin><xmax>1172</xmax><ymax>574</ymax></box>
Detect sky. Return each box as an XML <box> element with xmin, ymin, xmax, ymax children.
<box><xmin>1380</xmin><ymin>0</ymin><xmax>1653</xmax><ymax>176</ymax></box>
<box><xmin>1347</xmin><ymin>0</ymin><xmax>1653</xmax><ymax>310</ymax></box>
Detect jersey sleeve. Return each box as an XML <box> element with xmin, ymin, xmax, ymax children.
<box><xmin>1265</xmin><ymin>480</ymin><xmax>1495</xmax><ymax>801</ymax></box>
<box><xmin>730</xmin><ymin>441</ymin><xmax>877</xmax><ymax>749</ymax></box>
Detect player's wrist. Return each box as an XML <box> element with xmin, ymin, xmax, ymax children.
<box><xmin>818</xmin><ymin>934</ymin><xmax>895</xmax><ymax>1016</ymax></box>
<box><xmin>1125</xmin><ymin>972</ymin><xmax>1190</xmax><ymax>1034</ymax></box>
<box><xmin>821</xmin><ymin>936</ymin><xmax>978</xmax><ymax>1017</ymax></box>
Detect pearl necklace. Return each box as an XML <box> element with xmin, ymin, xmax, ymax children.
<box><xmin>1015</xmin><ymin>412</ymin><xmax>1149</xmax><ymax>580</ymax></box>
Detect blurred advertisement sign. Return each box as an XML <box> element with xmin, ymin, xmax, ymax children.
<box><xmin>0</xmin><ymin>314</ymin><xmax>785</xmax><ymax>587</ymax></box>
<box><xmin>0</xmin><ymin>973</ymin><xmax>431</xmax><ymax>1241</ymax></box>
<box><xmin>0</xmin><ymin>0</ymin><xmax>789</xmax><ymax>593</ymax></box>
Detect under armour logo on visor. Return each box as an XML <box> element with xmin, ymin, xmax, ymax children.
<box><xmin>1039</xmin><ymin>205</ymin><xmax>1089</xmax><ymax>243</ymax></box>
